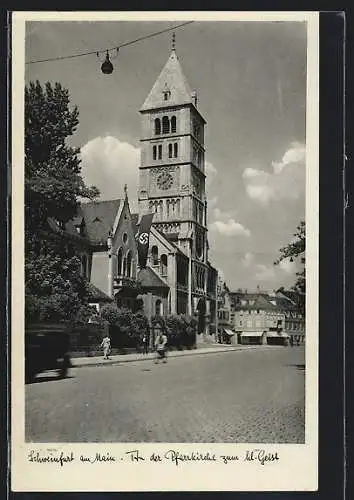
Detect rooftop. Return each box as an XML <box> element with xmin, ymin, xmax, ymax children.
<box><xmin>141</xmin><ymin>49</ymin><xmax>194</xmax><ymax>112</ymax></box>
<box><xmin>79</xmin><ymin>199</ymin><xmax>121</xmax><ymax>245</ymax></box>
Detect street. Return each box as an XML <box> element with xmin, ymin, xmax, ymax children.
<box><xmin>26</xmin><ymin>346</ymin><xmax>305</xmax><ymax>443</ymax></box>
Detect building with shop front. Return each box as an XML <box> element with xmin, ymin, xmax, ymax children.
<box><xmin>229</xmin><ymin>290</ymin><xmax>305</xmax><ymax>345</ymax></box>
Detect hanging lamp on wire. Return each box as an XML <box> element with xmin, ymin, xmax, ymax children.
<box><xmin>97</xmin><ymin>48</ymin><xmax>119</xmax><ymax>75</ymax></box>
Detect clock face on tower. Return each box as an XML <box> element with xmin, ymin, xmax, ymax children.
<box><xmin>157</xmin><ymin>172</ymin><xmax>173</xmax><ymax>190</ymax></box>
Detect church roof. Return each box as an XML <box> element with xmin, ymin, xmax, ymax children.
<box><xmin>138</xmin><ymin>267</ymin><xmax>169</xmax><ymax>290</ymax></box>
<box><xmin>79</xmin><ymin>199</ymin><xmax>121</xmax><ymax>245</ymax></box>
<box><xmin>140</xmin><ymin>49</ymin><xmax>193</xmax><ymax>111</ymax></box>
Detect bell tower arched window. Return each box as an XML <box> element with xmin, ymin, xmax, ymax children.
<box><xmin>168</xmin><ymin>144</ymin><xmax>173</xmax><ymax>158</ymax></box>
<box><xmin>158</xmin><ymin>145</ymin><xmax>162</xmax><ymax>159</ymax></box>
<box><xmin>155</xmin><ymin>118</ymin><xmax>161</xmax><ymax>135</ymax></box>
<box><xmin>153</xmin><ymin>145</ymin><xmax>157</xmax><ymax>160</ymax></box>
<box><xmin>162</xmin><ymin>116</ymin><xmax>170</xmax><ymax>134</ymax></box>
<box><xmin>174</xmin><ymin>143</ymin><xmax>178</xmax><ymax>158</ymax></box>
<box><xmin>171</xmin><ymin>116</ymin><xmax>176</xmax><ymax>133</ymax></box>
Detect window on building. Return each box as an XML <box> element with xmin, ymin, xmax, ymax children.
<box><xmin>257</xmin><ymin>309</ymin><xmax>260</xmax><ymax>314</ymax></box>
<box><xmin>174</xmin><ymin>142</ymin><xmax>178</xmax><ymax>158</ymax></box>
<box><xmin>117</xmin><ymin>248</ymin><xmax>123</xmax><ymax>276</ymax></box>
<box><xmin>151</xmin><ymin>245</ymin><xmax>159</xmax><ymax>266</ymax></box>
<box><xmin>155</xmin><ymin>118</ymin><xmax>161</xmax><ymax>135</ymax></box>
<box><xmin>240</xmin><ymin>320</ymin><xmax>242</xmax><ymax>326</ymax></box>
<box><xmin>168</xmin><ymin>143</ymin><xmax>173</xmax><ymax>158</ymax></box>
<box><xmin>126</xmin><ymin>251</ymin><xmax>132</xmax><ymax>277</ymax></box>
<box><xmin>155</xmin><ymin>299</ymin><xmax>162</xmax><ymax>316</ymax></box>
<box><xmin>158</xmin><ymin>145</ymin><xmax>162</xmax><ymax>159</ymax></box>
<box><xmin>153</xmin><ymin>145</ymin><xmax>157</xmax><ymax>160</ymax></box>
<box><xmin>171</xmin><ymin>116</ymin><xmax>176</xmax><ymax>133</ymax></box>
<box><xmin>162</xmin><ymin>116</ymin><xmax>170</xmax><ymax>134</ymax></box>
<box><xmin>160</xmin><ymin>254</ymin><xmax>168</xmax><ymax>276</ymax></box>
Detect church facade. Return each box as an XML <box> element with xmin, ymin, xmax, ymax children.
<box><xmin>75</xmin><ymin>44</ymin><xmax>218</xmax><ymax>341</ymax></box>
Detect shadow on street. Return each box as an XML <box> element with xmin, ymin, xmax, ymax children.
<box><xmin>26</xmin><ymin>374</ymin><xmax>75</xmax><ymax>385</ymax></box>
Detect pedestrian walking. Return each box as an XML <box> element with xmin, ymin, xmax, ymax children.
<box><xmin>142</xmin><ymin>334</ymin><xmax>149</xmax><ymax>355</ymax></box>
<box><xmin>154</xmin><ymin>332</ymin><xmax>168</xmax><ymax>364</ymax></box>
<box><xmin>100</xmin><ymin>334</ymin><xmax>111</xmax><ymax>360</ymax></box>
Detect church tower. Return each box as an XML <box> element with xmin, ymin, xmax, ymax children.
<box><xmin>138</xmin><ymin>36</ymin><xmax>208</xmax><ymax>272</ymax></box>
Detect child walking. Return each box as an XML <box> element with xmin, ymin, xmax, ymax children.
<box><xmin>154</xmin><ymin>332</ymin><xmax>168</xmax><ymax>364</ymax></box>
<box><xmin>100</xmin><ymin>334</ymin><xmax>111</xmax><ymax>360</ymax></box>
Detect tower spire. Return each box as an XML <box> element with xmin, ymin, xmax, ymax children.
<box><xmin>172</xmin><ymin>32</ymin><xmax>176</xmax><ymax>51</ymax></box>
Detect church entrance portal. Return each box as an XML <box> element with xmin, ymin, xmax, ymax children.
<box><xmin>196</xmin><ymin>298</ymin><xmax>206</xmax><ymax>334</ymax></box>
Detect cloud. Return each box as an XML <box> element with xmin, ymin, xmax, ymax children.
<box><xmin>278</xmin><ymin>258</ymin><xmax>297</xmax><ymax>274</ymax></box>
<box><xmin>210</xmin><ymin>206</ymin><xmax>250</xmax><ymax>237</ymax></box>
<box><xmin>242</xmin><ymin>252</ymin><xmax>255</xmax><ymax>268</ymax></box>
<box><xmin>243</xmin><ymin>142</ymin><xmax>305</xmax><ymax>205</ymax></box>
<box><xmin>210</xmin><ymin>219</ymin><xmax>250</xmax><ymax>237</ymax></box>
<box><xmin>254</xmin><ymin>264</ymin><xmax>276</xmax><ymax>281</ymax></box>
<box><xmin>80</xmin><ymin>136</ymin><xmax>140</xmax><ymax>211</ymax></box>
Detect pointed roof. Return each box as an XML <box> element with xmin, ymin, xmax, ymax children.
<box><xmin>141</xmin><ymin>49</ymin><xmax>193</xmax><ymax>111</ymax></box>
<box><xmin>79</xmin><ymin>199</ymin><xmax>121</xmax><ymax>245</ymax></box>
<box><xmin>137</xmin><ymin>267</ymin><xmax>169</xmax><ymax>290</ymax></box>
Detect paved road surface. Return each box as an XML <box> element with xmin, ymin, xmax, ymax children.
<box><xmin>26</xmin><ymin>346</ymin><xmax>305</xmax><ymax>443</ymax></box>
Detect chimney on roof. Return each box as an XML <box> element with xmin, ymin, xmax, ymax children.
<box><xmin>257</xmin><ymin>285</ymin><xmax>260</xmax><ymax>294</ymax></box>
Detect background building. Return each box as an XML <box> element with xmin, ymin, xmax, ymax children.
<box><xmin>230</xmin><ymin>290</ymin><xmax>305</xmax><ymax>345</ymax></box>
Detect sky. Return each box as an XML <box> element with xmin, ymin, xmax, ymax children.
<box><xmin>25</xmin><ymin>19</ymin><xmax>307</xmax><ymax>292</ymax></box>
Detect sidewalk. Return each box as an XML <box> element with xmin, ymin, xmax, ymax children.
<box><xmin>71</xmin><ymin>344</ymin><xmax>282</xmax><ymax>368</ymax></box>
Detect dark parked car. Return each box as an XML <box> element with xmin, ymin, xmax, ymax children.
<box><xmin>25</xmin><ymin>323</ymin><xmax>72</xmax><ymax>383</ymax></box>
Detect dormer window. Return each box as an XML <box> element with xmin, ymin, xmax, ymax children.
<box><xmin>163</xmin><ymin>88</ymin><xmax>171</xmax><ymax>101</ymax></box>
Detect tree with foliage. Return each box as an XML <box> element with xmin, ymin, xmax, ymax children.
<box><xmin>25</xmin><ymin>81</ymin><xmax>99</xmax><ymax>324</ymax></box>
<box><xmin>274</xmin><ymin>220</ymin><xmax>305</xmax><ymax>312</ymax></box>
<box><xmin>100</xmin><ymin>304</ymin><xmax>149</xmax><ymax>349</ymax></box>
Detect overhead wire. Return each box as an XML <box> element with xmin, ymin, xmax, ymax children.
<box><xmin>26</xmin><ymin>21</ymin><xmax>194</xmax><ymax>65</ymax></box>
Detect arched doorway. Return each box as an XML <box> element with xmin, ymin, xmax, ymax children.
<box><xmin>196</xmin><ymin>298</ymin><xmax>206</xmax><ymax>334</ymax></box>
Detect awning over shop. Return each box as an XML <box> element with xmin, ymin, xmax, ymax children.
<box><xmin>223</xmin><ymin>328</ymin><xmax>235</xmax><ymax>336</ymax></box>
<box><xmin>241</xmin><ymin>331</ymin><xmax>264</xmax><ymax>337</ymax></box>
<box><xmin>267</xmin><ymin>331</ymin><xmax>290</xmax><ymax>338</ymax></box>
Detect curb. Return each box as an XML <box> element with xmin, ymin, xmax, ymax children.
<box><xmin>72</xmin><ymin>345</ymin><xmax>281</xmax><ymax>369</ymax></box>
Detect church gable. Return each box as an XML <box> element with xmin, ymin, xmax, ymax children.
<box><xmin>112</xmin><ymin>198</ymin><xmax>139</xmax><ymax>279</ymax></box>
